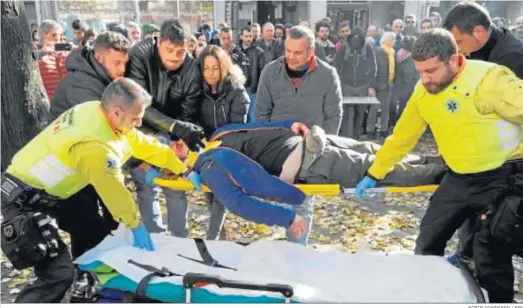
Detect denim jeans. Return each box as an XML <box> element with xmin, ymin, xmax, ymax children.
<box><xmin>130</xmin><ymin>166</ymin><xmax>189</xmax><ymax>237</ymax></box>
<box><xmin>131</xmin><ymin>166</ymin><xmax>228</xmax><ymax>239</ymax></box>
<box><xmin>247</xmin><ymin>90</ymin><xmax>257</xmax><ymax>123</ymax></box>
<box><xmin>204</xmin><ymin>193</ymin><xmax>227</xmax><ymax>240</ymax></box>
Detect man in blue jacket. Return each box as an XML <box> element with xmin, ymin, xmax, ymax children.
<box><xmin>164</xmin><ymin>120</ymin><xmax>444</xmax><ymax>245</ymax></box>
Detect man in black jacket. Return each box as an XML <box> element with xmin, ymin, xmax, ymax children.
<box><xmin>124</xmin><ymin>19</ymin><xmax>205</xmax><ymax>239</ymax></box>
<box><xmin>51</xmin><ymin>32</ymin><xmax>130</xmax><ymax>120</ymax></box>
<box><xmin>443</xmin><ymin>2</ymin><xmax>523</xmax><ymax>78</ymax></box>
<box><xmin>239</xmin><ymin>26</ymin><xmax>265</xmax><ymax>123</ymax></box>
<box><xmin>334</xmin><ymin>26</ymin><xmax>377</xmax><ymax>138</ymax></box>
<box><xmin>442</xmin><ymin>1</ymin><xmax>523</xmax><ymax>265</ymax></box>
<box><xmin>219</xmin><ymin>26</ymin><xmax>249</xmax><ymax>78</ymax></box>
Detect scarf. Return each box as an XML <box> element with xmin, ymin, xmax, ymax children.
<box><xmin>381</xmin><ymin>44</ymin><xmax>395</xmax><ymax>84</ymax></box>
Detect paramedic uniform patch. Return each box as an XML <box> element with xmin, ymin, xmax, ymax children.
<box><xmin>105</xmin><ymin>156</ymin><xmax>120</xmax><ymax>175</ymax></box>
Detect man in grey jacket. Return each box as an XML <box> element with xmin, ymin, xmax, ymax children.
<box><xmin>256</xmin><ymin>26</ymin><xmax>343</xmax><ymax>135</ymax></box>
<box><xmin>255</xmin><ymin>26</ymin><xmax>343</xmax><ymax>246</ymax></box>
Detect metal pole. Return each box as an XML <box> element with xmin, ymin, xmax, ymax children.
<box><xmin>177</xmin><ymin>0</ymin><xmax>180</xmax><ymax>19</ymax></box>
<box><xmin>35</xmin><ymin>0</ymin><xmax>42</xmax><ymax>29</ymax></box>
<box><xmin>134</xmin><ymin>0</ymin><xmax>140</xmax><ymax>23</ymax></box>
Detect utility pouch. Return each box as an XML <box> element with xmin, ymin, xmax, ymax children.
<box><xmin>488</xmin><ymin>191</ymin><xmax>523</xmax><ymax>250</ymax></box>
<box><xmin>1</xmin><ymin>212</ymin><xmax>60</xmax><ymax>270</ymax></box>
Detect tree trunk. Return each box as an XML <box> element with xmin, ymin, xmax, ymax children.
<box><xmin>1</xmin><ymin>1</ymin><xmax>50</xmax><ymax>171</ymax></box>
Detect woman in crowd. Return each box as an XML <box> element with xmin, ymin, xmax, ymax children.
<box><xmin>190</xmin><ymin>45</ymin><xmax>250</xmax><ymax>239</ymax></box>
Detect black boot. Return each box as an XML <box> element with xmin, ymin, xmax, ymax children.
<box><xmin>69</xmin><ymin>270</ymin><xmax>96</xmax><ymax>303</ymax></box>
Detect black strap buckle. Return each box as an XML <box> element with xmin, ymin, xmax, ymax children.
<box><xmin>127</xmin><ymin>259</ymin><xmax>181</xmax><ymax>302</ymax></box>
<box><xmin>177</xmin><ymin>238</ymin><xmax>237</xmax><ymax>271</ymax></box>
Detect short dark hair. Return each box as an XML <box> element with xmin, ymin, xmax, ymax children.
<box><xmin>160</xmin><ymin>19</ymin><xmax>189</xmax><ymax>45</ymax></box>
<box><xmin>107</xmin><ymin>23</ymin><xmax>129</xmax><ymax>39</ymax></box>
<box><xmin>402</xmin><ymin>36</ymin><xmax>417</xmax><ymax>52</ymax></box>
<box><xmin>421</xmin><ymin>19</ymin><xmax>433</xmax><ymax>26</ymax></box>
<box><xmin>284</xmin><ymin>23</ymin><xmax>293</xmax><ymax>29</ymax></box>
<box><xmin>241</xmin><ymin>26</ymin><xmax>252</xmax><ymax>35</ymax></box>
<box><xmin>315</xmin><ymin>21</ymin><xmax>330</xmax><ymax>33</ymax></box>
<box><xmin>93</xmin><ymin>31</ymin><xmax>131</xmax><ymax>53</ymax></box>
<box><xmin>412</xmin><ymin>28</ymin><xmax>458</xmax><ymax>63</ymax></box>
<box><xmin>221</xmin><ymin>26</ymin><xmax>232</xmax><ymax>34</ymax></box>
<box><xmin>442</xmin><ymin>2</ymin><xmax>492</xmax><ymax>34</ymax></box>
<box><xmin>201</xmin><ymin>23</ymin><xmax>212</xmax><ymax>31</ymax></box>
<box><xmin>338</xmin><ymin>22</ymin><xmax>350</xmax><ymax>31</ymax></box>
<box><xmin>275</xmin><ymin>23</ymin><xmax>285</xmax><ymax>31</ymax></box>
<box><xmin>72</xmin><ymin>19</ymin><xmax>88</xmax><ymax>31</ymax></box>
<box><xmin>101</xmin><ymin>78</ymin><xmax>151</xmax><ymax>111</ymax></box>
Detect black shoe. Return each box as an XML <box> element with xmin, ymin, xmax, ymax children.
<box><xmin>69</xmin><ymin>270</ymin><xmax>96</xmax><ymax>302</ymax></box>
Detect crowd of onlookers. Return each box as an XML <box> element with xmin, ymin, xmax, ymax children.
<box><xmin>32</xmin><ymin>11</ymin><xmax>523</xmax><ymax>140</ymax></box>
<box><xmin>28</xmin><ymin>3</ymin><xmax>523</xmax><ymax>245</ymax></box>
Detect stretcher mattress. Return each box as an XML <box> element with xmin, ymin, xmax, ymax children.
<box><xmin>75</xmin><ymin>225</ymin><xmax>485</xmax><ymax>303</ymax></box>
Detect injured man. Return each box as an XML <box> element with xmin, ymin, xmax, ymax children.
<box><xmin>160</xmin><ymin>120</ymin><xmax>445</xmax><ymax>232</ymax></box>
<box><xmin>182</xmin><ymin>120</ymin><xmax>445</xmax><ymax>188</ymax></box>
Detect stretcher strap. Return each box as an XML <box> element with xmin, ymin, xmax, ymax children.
<box><xmin>128</xmin><ymin>259</ymin><xmax>182</xmax><ymax>302</ymax></box>
<box><xmin>178</xmin><ymin>239</ymin><xmax>237</xmax><ymax>271</ymax></box>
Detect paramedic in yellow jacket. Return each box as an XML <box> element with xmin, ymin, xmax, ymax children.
<box><xmin>1</xmin><ymin>78</ymin><xmax>198</xmax><ymax>303</ymax></box>
<box><xmin>355</xmin><ymin>29</ymin><xmax>523</xmax><ymax>303</ymax></box>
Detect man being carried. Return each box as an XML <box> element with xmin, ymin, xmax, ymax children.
<box><xmin>168</xmin><ymin>120</ymin><xmax>444</xmax><ymax>193</ymax></box>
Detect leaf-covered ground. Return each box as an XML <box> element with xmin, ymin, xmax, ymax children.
<box><xmin>1</xmin><ymin>135</ymin><xmax>522</xmax><ymax>303</ymax></box>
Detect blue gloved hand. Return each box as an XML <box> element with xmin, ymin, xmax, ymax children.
<box><xmin>131</xmin><ymin>222</ymin><xmax>155</xmax><ymax>251</ymax></box>
<box><xmin>355</xmin><ymin>176</ymin><xmax>376</xmax><ymax>197</ymax></box>
<box><xmin>185</xmin><ymin>170</ymin><xmax>202</xmax><ymax>191</ymax></box>
<box><xmin>145</xmin><ymin>167</ymin><xmax>161</xmax><ymax>187</ymax></box>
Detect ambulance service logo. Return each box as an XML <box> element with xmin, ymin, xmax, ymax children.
<box><xmin>446</xmin><ymin>100</ymin><xmax>458</xmax><ymax>113</ymax></box>
<box><xmin>106</xmin><ymin>158</ymin><xmax>117</xmax><ymax>169</ymax></box>
<box><xmin>3</xmin><ymin>224</ymin><xmax>15</xmax><ymax>240</ymax></box>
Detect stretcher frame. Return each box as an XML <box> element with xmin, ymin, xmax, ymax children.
<box><xmin>153</xmin><ymin>179</ymin><xmax>438</xmax><ymax>195</ymax></box>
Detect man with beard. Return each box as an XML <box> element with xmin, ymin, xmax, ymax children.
<box><xmin>239</xmin><ymin>26</ymin><xmax>265</xmax><ymax>122</ymax></box>
<box><xmin>356</xmin><ymin>29</ymin><xmax>523</xmax><ymax>303</ymax></box>
<box><xmin>124</xmin><ymin>19</ymin><xmax>206</xmax><ymax>239</ymax></box>
<box><xmin>442</xmin><ymin>1</ymin><xmax>523</xmax><ymax>266</ymax></box>
<box><xmin>335</xmin><ymin>22</ymin><xmax>351</xmax><ymax>52</ymax></box>
<box><xmin>334</xmin><ymin>26</ymin><xmax>377</xmax><ymax>138</ymax></box>
<box><xmin>314</xmin><ymin>20</ymin><xmax>336</xmax><ymax>64</ymax></box>
<box><xmin>51</xmin><ymin>32</ymin><xmax>130</xmax><ymax>119</ymax></box>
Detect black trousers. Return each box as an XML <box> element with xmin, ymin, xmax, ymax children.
<box><xmin>414</xmin><ymin>161</ymin><xmax>522</xmax><ymax>303</ymax></box>
<box><xmin>1</xmin><ymin>185</ymin><xmax>117</xmax><ymax>303</ymax></box>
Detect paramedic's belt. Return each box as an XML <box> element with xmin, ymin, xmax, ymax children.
<box><xmin>1</xmin><ymin>173</ymin><xmax>60</xmax><ymax>211</ymax></box>
<box><xmin>154</xmin><ymin>178</ymin><xmax>438</xmax><ymax>196</ymax></box>
<box><xmin>1</xmin><ymin>173</ymin><xmax>61</xmax><ymax>269</ymax></box>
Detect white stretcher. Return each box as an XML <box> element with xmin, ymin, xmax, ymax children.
<box><xmin>75</xmin><ymin>225</ymin><xmax>487</xmax><ymax>303</ymax></box>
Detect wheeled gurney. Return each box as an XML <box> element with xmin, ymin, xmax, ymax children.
<box><xmin>75</xmin><ymin>225</ymin><xmax>487</xmax><ymax>303</ymax></box>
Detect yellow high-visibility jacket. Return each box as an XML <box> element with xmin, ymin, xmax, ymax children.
<box><xmin>7</xmin><ymin>101</ymin><xmax>188</xmax><ymax>228</ymax></box>
<box><xmin>368</xmin><ymin>59</ymin><xmax>523</xmax><ymax>180</ymax></box>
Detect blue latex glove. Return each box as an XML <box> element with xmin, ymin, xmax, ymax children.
<box><xmin>145</xmin><ymin>167</ymin><xmax>161</xmax><ymax>187</ymax></box>
<box><xmin>131</xmin><ymin>222</ymin><xmax>155</xmax><ymax>251</ymax></box>
<box><xmin>355</xmin><ymin>176</ymin><xmax>376</xmax><ymax>197</ymax></box>
<box><xmin>185</xmin><ymin>171</ymin><xmax>202</xmax><ymax>191</ymax></box>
